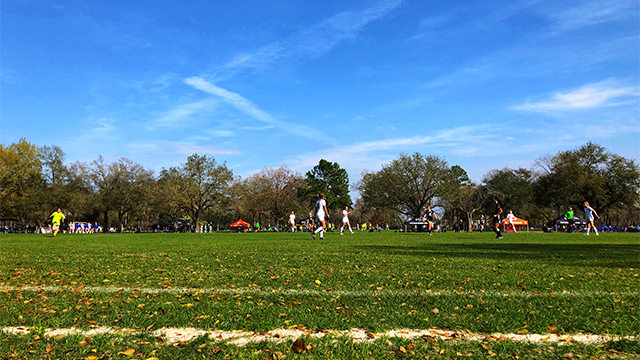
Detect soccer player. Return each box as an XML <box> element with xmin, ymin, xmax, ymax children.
<box><xmin>312</xmin><ymin>193</ymin><xmax>329</xmax><ymax>240</ymax></box>
<box><xmin>583</xmin><ymin>201</ymin><xmax>599</xmax><ymax>235</ymax></box>
<box><xmin>340</xmin><ymin>207</ymin><xmax>354</xmax><ymax>235</ymax></box>
<box><xmin>506</xmin><ymin>210</ymin><xmax>518</xmax><ymax>233</ymax></box>
<box><xmin>423</xmin><ymin>205</ymin><xmax>437</xmax><ymax>235</ymax></box>
<box><xmin>307</xmin><ymin>212</ymin><xmax>314</xmax><ymax>231</ymax></box>
<box><xmin>47</xmin><ymin>208</ymin><xmax>65</xmax><ymax>237</ymax></box>
<box><xmin>564</xmin><ymin>207</ymin><xmax>575</xmax><ymax>232</ymax></box>
<box><xmin>289</xmin><ymin>211</ymin><xmax>296</xmax><ymax>232</ymax></box>
<box><xmin>492</xmin><ymin>197</ymin><xmax>504</xmax><ymax>239</ymax></box>
<box><xmin>479</xmin><ymin>214</ymin><xmax>485</xmax><ymax>232</ymax></box>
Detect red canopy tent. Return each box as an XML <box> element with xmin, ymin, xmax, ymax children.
<box><xmin>229</xmin><ymin>219</ymin><xmax>251</xmax><ymax>227</ymax></box>
<box><xmin>501</xmin><ymin>216</ymin><xmax>529</xmax><ymax>233</ymax></box>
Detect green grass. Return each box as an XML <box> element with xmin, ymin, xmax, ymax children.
<box><xmin>1</xmin><ymin>231</ymin><xmax>639</xmax><ymax>358</ymax></box>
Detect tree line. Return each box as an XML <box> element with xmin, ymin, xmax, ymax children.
<box><xmin>1</xmin><ymin>139</ymin><xmax>638</xmax><ymax>232</ymax></box>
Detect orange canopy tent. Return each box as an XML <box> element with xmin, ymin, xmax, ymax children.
<box><xmin>501</xmin><ymin>216</ymin><xmax>529</xmax><ymax>233</ymax></box>
<box><xmin>229</xmin><ymin>219</ymin><xmax>251</xmax><ymax>227</ymax></box>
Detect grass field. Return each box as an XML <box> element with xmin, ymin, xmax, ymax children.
<box><xmin>1</xmin><ymin>230</ymin><xmax>638</xmax><ymax>359</ymax></box>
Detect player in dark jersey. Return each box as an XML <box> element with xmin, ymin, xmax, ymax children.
<box><xmin>423</xmin><ymin>206</ymin><xmax>437</xmax><ymax>235</ymax></box>
<box><xmin>492</xmin><ymin>197</ymin><xmax>503</xmax><ymax>239</ymax></box>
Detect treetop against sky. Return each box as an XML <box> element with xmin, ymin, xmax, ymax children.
<box><xmin>1</xmin><ymin>0</ymin><xmax>638</xmax><ymax>184</ymax></box>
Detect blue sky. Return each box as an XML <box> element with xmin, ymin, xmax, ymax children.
<box><xmin>2</xmin><ymin>0</ymin><xmax>639</xmax><ymax>186</ymax></box>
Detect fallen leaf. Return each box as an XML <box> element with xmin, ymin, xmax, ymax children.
<box><xmin>431</xmin><ymin>308</ymin><xmax>439</xmax><ymax>314</ymax></box>
<box><xmin>119</xmin><ymin>348</ymin><xmax>135</xmax><ymax>355</ymax></box>
<box><xmin>85</xmin><ymin>337</ymin><xmax>92</xmax><ymax>343</ymax></box>
<box><xmin>481</xmin><ymin>344</ymin><xmax>489</xmax><ymax>350</ymax></box>
<box><xmin>315</xmin><ymin>280</ymin><xmax>321</xmax><ymax>285</ymax></box>
<box><xmin>46</xmin><ymin>347</ymin><xmax>53</xmax><ymax>353</ymax></box>
<box><xmin>440</xmin><ymin>349</ymin><xmax>445</xmax><ymax>355</ymax></box>
<box><xmin>292</xmin><ymin>339</ymin><xmax>306</xmax><ymax>354</ymax></box>
<box><xmin>399</xmin><ymin>346</ymin><xmax>406</xmax><ymax>353</ymax></box>
<box><xmin>517</xmin><ymin>329</ymin><xmax>529</xmax><ymax>334</ymax></box>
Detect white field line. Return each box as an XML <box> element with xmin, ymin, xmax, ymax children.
<box><xmin>1</xmin><ymin>326</ymin><xmax>635</xmax><ymax>346</ymax></box>
<box><xmin>0</xmin><ymin>285</ymin><xmax>636</xmax><ymax>298</ymax></box>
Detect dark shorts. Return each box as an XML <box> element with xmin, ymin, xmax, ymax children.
<box><xmin>568</xmin><ymin>218</ymin><xmax>575</xmax><ymax>225</ymax></box>
<box><xmin>493</xmin><ymin>215</ymin><xmax>501</xmax><ymax>225</ymax></box>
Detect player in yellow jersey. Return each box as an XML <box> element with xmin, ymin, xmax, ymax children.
<box><xmin>47</xmin><ymin>208</ymin><xmax>65</xmax><ymax>237</ymax></box>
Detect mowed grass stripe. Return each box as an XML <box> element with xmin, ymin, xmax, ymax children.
<box><xmin>2</xmin><ymin>285</ymin><xmax>637</xmax><ymax>298</ymax></box>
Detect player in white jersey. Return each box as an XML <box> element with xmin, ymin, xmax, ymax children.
<box><xmin>312</xmin><ymin>193</ymin><xmax>329</xmax><ymax>240</ymax></box>
<box><xmin>583</xmin><ymin>201</ymin><xmax>599</xmax><ymax>235</ymax></box>
<box><xmin>506</xmin><ymin>210</ymin><xmax>518</xmax><ymax>233</ymax></box>
<box><xmin>340</xmin><ymin>207</ymin><xmax>354</xmax><ymax>235</ymax></box>
<box><xmin>289</xmin><ymin>211</ymin><xmax>296</xmax><ymax>232</ymax></box>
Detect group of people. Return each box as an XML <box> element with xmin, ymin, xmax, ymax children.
<box><xmin>287</xmin><ymin>193</ymin><xmax>355</xmax><ymax>239</ymax></box>
<box><xmin>562</xmin><ymin>201</ymin><xmax>601</xmax><ymax>235</ymax></box>
<box><xmin>45</xmin><ymin>208</ymin><xmax>100</xmax><ymax>236</ymax></box>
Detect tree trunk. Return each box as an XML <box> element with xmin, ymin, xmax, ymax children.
<box><xmin>103</xmin><ymin>211</ymin><xmax>109</xmax><ymax>233</ymax></box>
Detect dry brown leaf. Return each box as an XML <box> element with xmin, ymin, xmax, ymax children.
<box><xmin>292</xmin><ymin>339</ymin><xmax>306</xmax><ymax>354</ymax></box>
<box><xmin>431</xmin><ymin>308</ymin><xmax>439</xmax><ymax>314</ymax></box>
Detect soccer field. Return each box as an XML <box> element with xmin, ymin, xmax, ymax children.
<box><xmin>1</xmin><ymin>231</ymin><xmax>638</xmax><ymax>359</ymax></box>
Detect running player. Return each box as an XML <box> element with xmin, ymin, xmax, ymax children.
<box><xmin>289</xmin><ymin>211</ymin><xmax>296</xmax><ymax>232</ymax></box>
<box><xmin>506</xmin><ymin>210</ymin><xmax>518</xmax><ymax>233</ymax></box>
<box><xmin>312</xmin><ymin>193</ymin><xmax>329</xmax><ymax>240</ymax></box>
<box><xmin>479</xmin><ymin>214</ymin><xmax>485</xmax><ymax>232</ymax></box>
<box><xmin>492</xmin><ymin>197</ymin><xmax>504</xmax><ymax>239</ymax></box>
<box><xmin>423</xmin><ymin>205</ymin><xmax>437</xmax><ymax>235</ymax></box>
<box><xmin>307</xmin><ymin>212</ymin><xmax>314</xmax><ymax>231</ymax></box>
<box><xmin>340</xmin><ymin>207</ymin><xmax>354</xmax><ymax>235</ymax></box>
<box><xmin>583</xmin><ymin>201</ymin><xmax>599</xmax><ymax>235</ymax></box>
<box><xmin>47</xmin><ymin>208</ymin><xmax>65</xmax><ymax>237</ymax></box>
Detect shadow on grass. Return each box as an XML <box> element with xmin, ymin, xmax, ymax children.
<box><xmin>353</xmin><ymin>243</ymin><xmax>640</xmax><ymax>268</ymax></box>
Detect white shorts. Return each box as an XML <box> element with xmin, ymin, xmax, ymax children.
<box><xmin>342</xmin><ymin>217</ymin><xmax>349</xmax><ymax>224</ymax></box>
<box><xmin>316</xmin><ymin>214</ymin><xmax>325</xmax><ymax>222</ymax></box>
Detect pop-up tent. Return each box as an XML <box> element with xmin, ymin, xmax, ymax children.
<box><xmin>229</xmin><ymin>219</ymin><xmax>251</xmax><ymax>227</ymax></box>
<box><xmin>501</xmin><ymin>216</ymin><xmax>529</xmax><ymax>233</ymax></box>
<box><xmin>549</xmin><ymin>216</ymin><xmax>587</xmax><ymax>227</ymax></box>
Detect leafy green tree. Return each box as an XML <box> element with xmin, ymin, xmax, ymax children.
<box><xmin>534</xmin><ymin>142</ymin><xmax>640</xmax><ymax>220</ymax></box>
<box><xmin>482</xmin><ymin>167</ymin><xmax>536</xmax><ymax>221</ymax></box>
<box><xmin>303</xmin><ymin>159</ymin><xmax>351</xmax><ymax>211</ymax></box>
<box><xmin>358</xmin><ymin>153</ymin><xmax>453</xmax><ymax>219</ymax></box>
<box><xmin>86</xmin><ymin>156</ymin><xmax>154</xmax><ymax>232</ymax></box>
<box><xmin>168</xmin><ymin>154</ymin><xmax>234</xmax><ymax>230</ymax></box>
<box><xmin>0</xmin><ymin>139</ymin><xmax>43</xmax><ymax>226</ymax></box>
<box><xmin>244</xmin><ymin>166</ymin><xmax>306</xmax><ymax>226</ymax></box>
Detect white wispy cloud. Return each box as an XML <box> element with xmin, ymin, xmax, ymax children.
<box><xmin>224</xmin><ymin>0</ymin><xmax>403</xmax><ymax>70</ymax></box>
<box><xmin>184</xmin><ymin>77</ymin><xmax>324</xmax><ymax>138</ymax></box>
<box><xmin>547</xmin><ymin>0</ymin><xmax>638</xmax><ymax>33</ymax></box>
<box><xmin>153</xmin><ymin>99</ymin><xmax>216</xmax><ymax>128</ymax></box>
<box><xmin>286</xmin><ymin>125</ymin><xmax>502</xmax><ymax>174</ymax></box>
<box><xmin>511</xmin><ymin>80</ymin><xmax>638</xmax><ymax>112</ymax></box>
<box><xmin>185</xmin><ymin>77</ymin><xmax>276</xmax><ymax>124</ymax></box>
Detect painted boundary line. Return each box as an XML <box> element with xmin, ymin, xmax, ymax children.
<box><xmin>1</xmin><ymin>326</ymin><xmax>635</xmax><ymax>346</ymax></box>
<box><xmin>0</xmin><ymin>285</ymin><xmax>636</xmax><ymax>298</ymax></box>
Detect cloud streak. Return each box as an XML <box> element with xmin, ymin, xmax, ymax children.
<box><xmin>184</xmin><ymin>76</ymin><xmax>324</xmax><ymax>139</ymax></box>
<box><xmin>153</xmin><ymin>100</ymin><xmax>216</xmax><ymax>128</ymax></box>
<box><xmin>224</xmin><ymin>0</ymin><xmax>403</xmax><ymax>70</ymax></box>
<box><xmin>511</xmin><ymin>80</ymin><xmax>638</xmax><ymax>112</ymax></box>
